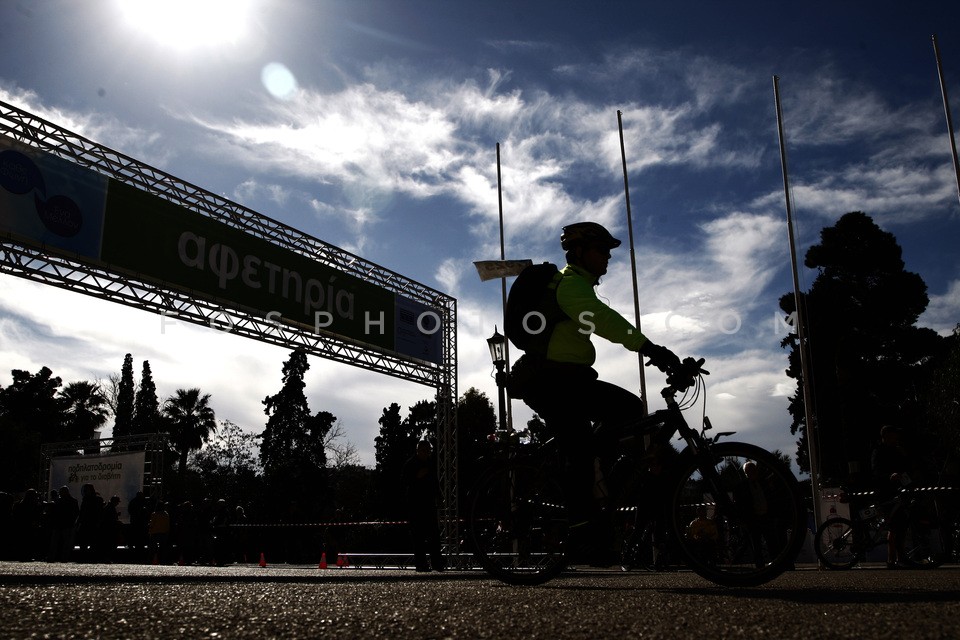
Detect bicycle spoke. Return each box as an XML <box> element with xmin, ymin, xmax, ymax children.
<box><xmin>666</xmin><ymin>442</ymin><xmax>806</xmax><ymax>587</ymax></box>
<box><xmin>466</xmin><ymin>462</ymin><xmax>569</xmax><ymax>585</ymax></box>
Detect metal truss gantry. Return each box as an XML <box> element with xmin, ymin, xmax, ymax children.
<box><xmin>0</xmin><ymin>100</ymin><xmax>460</xmax><ymax>552</ymax></box>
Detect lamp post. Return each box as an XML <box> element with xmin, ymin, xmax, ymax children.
<box><xmin>487</xmin><ymin>326</ymin><xmax>508</xmax><ymax>432</ymax></box>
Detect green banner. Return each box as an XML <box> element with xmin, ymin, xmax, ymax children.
<box><xmin>0</xmin><ymin>135</ymin><xmax>443</xmax><ymax>364</ymax></box>
<box><xmin>101</xmin><ymin>180</ymin><xmax>397</xmax><ymax>351</ymax></box>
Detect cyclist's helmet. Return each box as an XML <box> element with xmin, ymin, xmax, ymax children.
<box><xmin>560</xmin><ymin>221</ymin><xmax>622</xmax><ymax>251</ymax></box>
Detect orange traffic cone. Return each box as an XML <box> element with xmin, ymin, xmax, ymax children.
<box><xmin>336</xmin><ymin>554</ymin><xmax>345</xmax><ymax>567</ymax></box>
<box><xmin>319</xmin><ymin>552</ymin><xmax>328</xmax><ymax>569</ymax></box>
<box><xmin>259</xmin><ymin>552</ymin><xmax>267</xmax><ymax>568</ymax></box>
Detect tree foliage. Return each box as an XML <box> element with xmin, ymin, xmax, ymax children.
<box><xmin>258</xmin><ymin>349</ymin><xmax>332</xmax><ymax>519</ymax></box>
<box><xmin>0</xmin><ymin>367</ymin><xmax>63</xmax><ymax>490</ymax></box>
<box><xmin>779</xmin><ymin>212</ymin><xmax>944</xmax><ymax>484</ymax></box>
<box><xmin>163</xmin><ymin>387</ymin><xmax>217</xmax><ymax>480</ymax></box>
<box><xmin>373</xmin><ymin>402</ymin><xmax>417</xmax><ymax>518</ymax></box>
<box><xmin>132</xmin><ymin>360</ymin><xmax>161</xmax><ymax>434</ymax></box>
<box><xmin>60</xmin><ymin>381</ymin><xmax>110</xmax><ymax>441</ymax></box>
<box><xmin>455</xmin><ymin>387</ymin><xmax>497</xmax><ymax>510</ymax></box>
<box><xmin>190</xmin><ymin>420</ymin><xmax>261</xmax><ymax>504</ymax></box>
<box><xmin>112</xmin><ymin>353</ymin><xmax>136</xmax><ymax>440</ymax></box>
<box><xmin>0</xmin><ymin>367</ymin><xmax>63</xmax><ymax>441</ymax></box>
<box><xmin>920</xmin><ymin>324</ymin><xmax>960</xmax><ymax>478</ymax></box>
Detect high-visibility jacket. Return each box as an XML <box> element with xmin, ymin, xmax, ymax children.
<box><xmin>546</xmin><ymin>263</ymin><xmax>649</xmax><ymax>366</ymax></box>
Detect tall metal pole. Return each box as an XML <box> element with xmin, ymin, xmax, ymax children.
<box><xmin>617</xmin><ymin>110</ymin><xmax>648</xmax><ymax>408</ymax></box>
<box><xmin>773</xmin><ymin>76</ymin><xmax>823</xmax><ymax>531</ymax></box>
<box><xmin>495</xmin><ymin>143</ymin><xmax>513</xmax><ymax>430</ymax></box>
<box><xmin>932</xmin><ymin>34</ymin><xmax>960</xmax><ymax>208</ymax></box>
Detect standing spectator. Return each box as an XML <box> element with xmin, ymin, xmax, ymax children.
<box><xmin>76</xmin><ymin>484</ymin><xmax>103</xmax><ymax>562</ymax></box>
<box><xmin>0</xmin><ymin>491</ymin><xmax>14</xmax><ymax>561</ymax></box>
<box><xmin>11</xmin><ymin>489</ymin><xmax>43</xmax><ymax>561</ymax></box>
<box><xmin>48</xmin><ymin>486</ymin><xmax>79</xmax><ymax>562</ymax></box>
<box><xmin>148</xmin><ymin>502</ymin><xmax>171</xmax><ymax>564</ymax></box>
<box><xmin>871</xmin><ymin>425</ymin><xmax>912</xmax><ymax>568</ymax></box>
<box><xmin>208</xmin><ymin>499</ymin><xmax>231</xmax><ymax>565</ymax></box>
<box><xmin>127</xmin><ymin>491</ymin><xmax>149</xmax><ymax>561</ymax></box>
<box><xmin>99</xmin><ymin>495</ymin><xmax>121</xmax><ymax>562</ymax></box>
<box><xmin>231</xmin><ymin>505</ymin><xmax>249</xmax><ymax>564</ymax></box>
<box><xmin>401</xmin><ymin>440</ymin><xmax>444</xmax><ymax>572</ymax></box>
<box><xmin>175</xmin><ymin>501</ymin><xmax>198</xmax><ymax>565</ymax></box>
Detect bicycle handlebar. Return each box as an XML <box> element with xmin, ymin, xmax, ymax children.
<box><xmin>664</xmin><ymin>356</ymin><xmax>709</xmax><ymax>392</ymax></box>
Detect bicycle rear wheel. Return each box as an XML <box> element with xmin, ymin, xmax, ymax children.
<box><xmin>814</xmin><ymin>517</ymin><xmax>861</xmax><ymax>569</ymax></box>
<box><xmin>465</xmin><ymin>460</ymin><xmax>569</xmax><ymax>585</ymax></box>
<box><xmin>664</xmin><ymin>442</ymin><xmax>806</xmax><ymax>587</ymax></box>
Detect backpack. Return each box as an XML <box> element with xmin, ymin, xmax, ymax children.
<box><xmin>504</xmin><ymin>262</ymin><xmax>567</xmax><ymax>355</ymax></box>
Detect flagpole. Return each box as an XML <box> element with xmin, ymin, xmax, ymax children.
<box><xmin>773</xmin><ymin>76</ymin><xmax>823</xmax><ymax>533</ymax></box>
<box><xmin>617</xmin><ymin>110</ymin><xmax>647</xmax><ymax>409</ymax></box>
<box><xmin>495</xmin><ymin>142</ymin><xmax>513</xmax><ymax>430</ymax></box>
<box><xmin>932</xmin><ymin>34</ymin><xmax>960</xmax><ymax>207</ymax></box>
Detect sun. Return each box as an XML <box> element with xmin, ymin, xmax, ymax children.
<box><xmin>117</xmin><ymin>0</ymin><xmax>254</xmax><ymax>51</ymax></box>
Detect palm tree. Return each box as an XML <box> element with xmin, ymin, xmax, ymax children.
<box><xmin>59</xmin><ymin>381</ymin><xmax>110</xmax><ymax>441</ymax></box>
<box><xmin>163</xmin><ymin>388</ymin><xmax>217</xmax><ymax>479</ymax></box>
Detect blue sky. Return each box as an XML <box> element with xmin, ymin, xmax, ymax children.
<box><xmin>1</xmin><ymin>1</ymin><xmax>959</xmax><ymax>471</ymax></box>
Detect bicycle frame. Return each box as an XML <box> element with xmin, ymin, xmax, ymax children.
<box><xmin>469</xmin><ymin>357</ymin><xmax>806</xmax><ymax>586</ymax></box>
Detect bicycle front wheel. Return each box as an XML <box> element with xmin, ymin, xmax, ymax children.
<box><xmin>814</xmin><ymin>517</ymin><xmax>861</xmax><ymax>570</ymax></box>
<box><xmin>665</xmin><ymin>441</ymin><xmax>807</xmax><ymax>587</ymax></box>
<box><xmin>464</xmin><ymin>460</ymin><xmax>569</xmax><ymax>585</ymax></box>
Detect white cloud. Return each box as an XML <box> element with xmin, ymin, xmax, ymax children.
<box><xmin>920</xmin><ymin>279</ymin><xmax>960</xmax><ymax>335</ymax></box>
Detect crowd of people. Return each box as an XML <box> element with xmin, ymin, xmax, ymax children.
<box><xmin>0</xmin><ymin>485</ymin><xmax>251</xmax><ymax>566</ymax></box>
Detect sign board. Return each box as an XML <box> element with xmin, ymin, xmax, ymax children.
<box><xmin>0</xmin><ymin>135</ymin><xmax>441</xmax><ymax>363</ymax></box>
<box><xmin>48</xmin><ymin>451</ymin><xmax>146</xmax><ymax>523</ymax></box>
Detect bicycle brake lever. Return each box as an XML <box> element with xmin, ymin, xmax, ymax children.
<box><xmin>694</xmin><ymin>357</ymin><xmax>709</xmax><ymax>375</ymax></box>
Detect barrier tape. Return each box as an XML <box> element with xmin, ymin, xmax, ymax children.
<box><xmin>822</xmin><ymin>486</ymin><xmax>957</xmax><ymax>500</ymax></box>
<box><xmin>228</xmin><ymin>520</ymin><xmax>411</xmax><ymax>528</ymax></box>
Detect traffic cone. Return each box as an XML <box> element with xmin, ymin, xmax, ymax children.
<box><xmin>336</xmin><ymin>554</ymin><xmax>345</xmax><ymax>567</ymax></box>
<box><xmin>319</xmin><ymin>552</ymin><xmax>327</xmax><ymax>569</ymax></box>
<box><xmin>342</xmin><ymin>554</ymin><xmax>349</xmax><ymax>568</ymax></box>
<box><xmin>259</xmin><ymin>552</ymin><xmax>267</xmax><ymax>568</ymax></box>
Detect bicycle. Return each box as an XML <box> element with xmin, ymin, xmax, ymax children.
<box><xmin>814</xmin><ymin>482</ymin><xmax>946</xmax><ymax>569</ymax></box>
<box><xmin>618</xmin><ymin>509</ymin><xmax>676</xmax><ymax>572</ymax></box>
<box><xmin>465</xmin><ymin>357</ymin><xmax>807</xmax><ymax>587</ymax></box>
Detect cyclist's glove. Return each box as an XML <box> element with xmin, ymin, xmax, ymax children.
<box><xmin>643</xmin><ymin>342</ymin><xmax>681</xmax><ymax>373</ymax></box>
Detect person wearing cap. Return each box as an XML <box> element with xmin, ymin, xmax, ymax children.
<box><xmin>516</xmin><ymin>221</ymin><xmax>681</xmax><ymax>565</ymax></box>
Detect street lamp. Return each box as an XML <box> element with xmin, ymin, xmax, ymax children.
<box><xmin>486</xmin><ymin>326</ymin><xmax>508</xmax><ymax>432</ymax></box>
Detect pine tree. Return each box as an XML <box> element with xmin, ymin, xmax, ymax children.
<box><xmin>404</xmin><ymin>399</ymin><xmax>437</xmax><ymax>443</ymax></box>
<box><xmin>455</xmin><ymin>387</ymin><xmax>497</xmax><ymax>508</ymax></box>
<box><xmin>259</xmin><ymin>349</ymin><xmax>331</xmax><ymax>519</ymax></box>
<box><xmin>373</xmin><ymin>402</ymin><xmax>416</xmax><ymax>518</ymax></box>
<box><xmin>132</xmin><ymin>360</ymin><xmax>161</xmax><ymax>434</ymax></box>
<box><xmin>260</xmin><ymin>349</ymin><xmax>312</xmax><ymax>475</ymax></box>
<box><xmin>779</xmin><ymin>212</ymin><xmax>943</xmax><ymax>483</ymax></box>
<box><xmin>112</xmin><ymin>353</ymin><xmax>135</xmax><ymax>440</ymax></box>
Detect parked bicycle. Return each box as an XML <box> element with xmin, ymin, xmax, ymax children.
<box><xmin>618</xmin><ymin>511</ymin><xmax>674</xmax><ymax>572</ymax></box>
<box><xmin>814</xmin><ymin>482</ymin><xmax>946</xmax><ymax>569</ymax></box>
<box><xmin>465</xmin><ymin>357</ymin><xmax>807</xmax><ymax>587</ymax></box>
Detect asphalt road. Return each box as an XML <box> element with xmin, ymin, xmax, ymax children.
<box><xmin>0</xmin><ymin>561</ymin><xmax>958</xmax><ymax>639</ymax></box>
